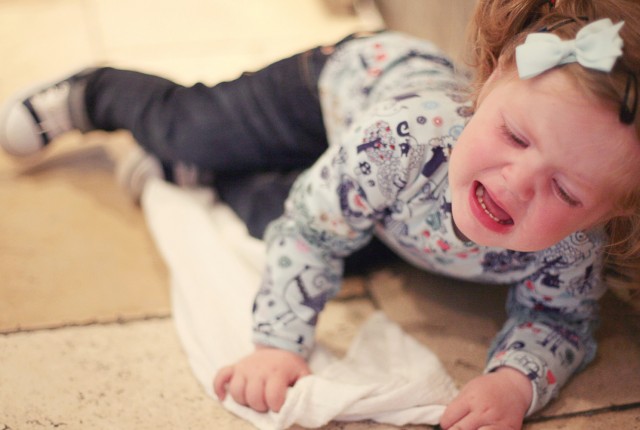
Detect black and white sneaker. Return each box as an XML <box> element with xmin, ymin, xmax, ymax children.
<box><xmin>0</xmin><ymin>69</ymin><xmax>94</xmax><ymax>156</ymax></box>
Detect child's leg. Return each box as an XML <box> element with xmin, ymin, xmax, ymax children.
<box><xmin>0</xmin><ymin>45</ymin><xmax>333</xmax><ymax>233</ymax></box>
<box><xmin>85</xmin><ymin>49</ymin><xmax>329</xmax><ymax>173</ymax></box>
<box><xmin>0</xmin><ymin>46</ymin><xmax>330</xmax><ymax>174</ymax></box>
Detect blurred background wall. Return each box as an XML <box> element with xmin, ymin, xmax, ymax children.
<box><xmin>375</xmin><ymin>0</ymin><xmax>477</xmax><ymax>63</ymax></box>
<box><xmin>325</xmin><ymin>0</ymin><xmax>478</xmax><ymax>64</ymax></box>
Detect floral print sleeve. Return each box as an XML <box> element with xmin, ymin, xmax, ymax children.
<box><xmin>251</xmin><ymin>91</ymin><xmax>463</xmax><ymax>356</ymax></box>
<box><xmin>483</xmin><ymin>231</ymin><xmax>608</xmax><ymax>415</ymax></box>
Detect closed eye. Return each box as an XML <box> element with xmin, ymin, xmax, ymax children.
<box><xmin>500</xmin><ymin>124</ymin><xmax>528</xmax><ymax>148</ymax></box>
<box><xmin>553</xmin><ymin>179</ymin><xmax>582</xmax><ymax>207</ymax></box>
<box><xmin>500</xmin><ymin>124</ymin><xmax>582</xmax><ymax>207</ymax></box>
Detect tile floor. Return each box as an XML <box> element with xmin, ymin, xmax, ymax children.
<box><xmin>1</xmin><ymin>1</ymin><xmax>639</xmax><ymax>429</ymax></box>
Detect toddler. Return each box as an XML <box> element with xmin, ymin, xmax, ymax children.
<box><xmin>2</xmin><ymin>0</ymin><xmax>639</xmax><ymax>428</ymax></box>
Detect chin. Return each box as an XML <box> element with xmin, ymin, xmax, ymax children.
<box><xmin>461</xmin><ymin>228</ymin><xmax>508</xmax><ymax>248</ymax></box>
<box><xmin>453</xmin><ymin>216</ymin><xmax>548</xmax><ymax>252</ymax></box>
<box><xmin>471</xmin><ymin>232</ymin><xmax>550</xmax><ymax>252</ymax></box>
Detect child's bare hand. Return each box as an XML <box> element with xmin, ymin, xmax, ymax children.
<box><xmin>213</xmin><ymin>346</ymin><xmax>311</xmax><ymax>413</ymax></box>
<box><xmin>440</xmin><ymin>367</ymin><xmax>532</xmax><ymax>430</ymax></box>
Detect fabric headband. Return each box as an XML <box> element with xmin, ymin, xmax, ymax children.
<box><xmin>516</xmin><ymin>17</ymin><xmax>637</xmax><ymax>124</ymax></box>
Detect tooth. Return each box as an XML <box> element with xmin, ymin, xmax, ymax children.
<box><xmin>475</xmin><ymin>184</ymin><xmax>508</xmax><ymax>224</ymax></box>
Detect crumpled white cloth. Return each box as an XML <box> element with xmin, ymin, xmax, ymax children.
<box><xmin>141</xmin><ymin>179</ymin><xmax>458</xmax><ymax>429</ymax></box>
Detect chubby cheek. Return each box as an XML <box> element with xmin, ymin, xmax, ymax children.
<box><xmin>448</xmin><ymin>144</ymin><xmax>490</xmax><ymax>214</ymax></box>
<box><xmin>449</xmin><ymin>131</ymin><xmax>496</xmax><ymax>178</ymax></box>
<box><xmin>515</xmin><ymin>205</ymin><xmax>579</xmax><ymax>251</ymax></box>
<box><xmin>448</xmin><ymin>140</ymin><xmax>475</xmax><ymax>187</ymax></box>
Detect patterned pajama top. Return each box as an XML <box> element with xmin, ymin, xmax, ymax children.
<box><xmin>251</xmin><ymin>32</ymin><xmax>607</xmax><ymax>415</ymax></box>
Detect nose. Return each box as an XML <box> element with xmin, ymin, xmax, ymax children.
<box><xmin>501</xmin><ymin>162</ymin><xmax>537</xmax><ymax>202</ymax></box>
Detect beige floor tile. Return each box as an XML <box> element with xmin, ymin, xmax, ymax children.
<box><xmin>0</xmin><ymin>133</ymin><xmax>170</xmax><ymax>332</ymax></box>
<box><xmin>525</xmin><ymin>408</ymin><xmax>640</xmax><ymax>430</ymax></box>
<box><xmin>0</xmin><ymin>318</ymin><xmax>252</xmax><ymax>430</ymax></box>
<box><xmin>0</xmin><ymin>298</ymin><xmax>419</xmax><ymax>430</ymax></box>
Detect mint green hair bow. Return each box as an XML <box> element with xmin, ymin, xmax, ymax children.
<box><xmin>516</xmin><ymin>18</ymin><xmax>624</xmax><ymax>79</ymax></box>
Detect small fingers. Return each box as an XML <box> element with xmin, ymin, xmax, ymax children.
<box><xmin>212</xmin><ymin>353</ymin><xmax>311</xmax><ymax>413</ymax></box>
<box><xmin>228</xmin><ymin>371</ymin><xmax>248</xmax><ymax>407</ymax></box>
<box><xmin>297</xmin><ymin>367</ymin><xmax>311</xmax><ymax>379</ymax></box>
<box><xmin>245</xmin><ymin>376</ymin><xmax>268</xmax><ymax>412</ymax></box>
<box><xmin>440</xmin><ymin>400</ymin><xmax>470</xmax><ymax>429</ymax></box>
<box><xmin>213</xmin><ymin>366</ymin><xmax>234</xmax><ymax>401</ymax></box>
<box><xmin>264</xmin><ymin>375</ymin><xmax>289</xmax><ymax>412</ymax></box>
<box><xmin>214</xmin><ymin>367</ymin><xmax>270</xmax><ymax>412</ymax></box>
<box><xmin>444</xmin><ymin>413</ymin><xmax>486</xmax><ymax>430</ymax></box>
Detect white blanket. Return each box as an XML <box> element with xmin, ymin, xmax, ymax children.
<box><xmin>141</xmin><ymin>179</ymin><xmax>458</xmax><ymax>429</ymax></box>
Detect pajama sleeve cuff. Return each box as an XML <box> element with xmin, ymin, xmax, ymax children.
<box><xmin>485</xmin><ymin>349</ymin><xmax>549</xmax><ymax>416</ymax></box>
<box><xmin>485</xmin><ymin>316</ymin><xmax>587</xmax><ymax>417</ymax></box>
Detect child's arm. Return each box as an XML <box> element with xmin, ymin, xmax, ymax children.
<box><xmin>458</xmin><ymin>231</ymin><xmax>609</xmax><ymax>424</ymax></box>
<box><xmin>213</xmin><ymin>345</ymin><xmax>310</xmax><ymax>412</ymax></box>
<box><xmin>441</xmin><ymin>232</ymin><xmax>606</xmax><ymax>429</ymax></box>
<box><xmin>219</xmin><ymin>97</ymin><xmax>443</xmax><ymax>412</ymax></box>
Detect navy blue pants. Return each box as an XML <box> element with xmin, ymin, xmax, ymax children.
<box><xmin>84</xmin><ymin>46</ymin><xmax>330</xmax><ymax>238</ymax></box>
<box><xmin>82</xmin><ymin>35</ymin><xmax>397</xmax><ymax>271</ymax></box>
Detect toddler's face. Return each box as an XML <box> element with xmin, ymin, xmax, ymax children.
<box><xmin>449</xmin><ymin>70</ymin><xmax>640</xmax><ymax>252</ymax></box>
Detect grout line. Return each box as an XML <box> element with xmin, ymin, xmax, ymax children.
<box><xmin>526</xmin><ymin>401</ymin><xmax>640</xmax><ymax>423</ymax></box>
<box><xmin>429</xmin><ymin>402</ymin><xmax>640</xmax><ymax>430</ymax></box>
<box><xmin>0</xmin><ymin>312</ymin><xmax>172</xmax><ymax>336</ymax></box>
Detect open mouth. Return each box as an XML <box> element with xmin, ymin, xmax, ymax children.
<box><xmin>475</xmin><ymin>183</ymin><xmax>514</xmax><ymax>225</ymax></box>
